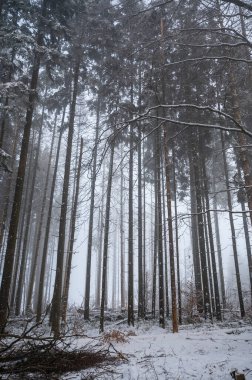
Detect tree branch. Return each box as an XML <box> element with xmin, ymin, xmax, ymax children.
<box><xmin>221</xmin><ymin>0</ymin><xmax>252</xmax><ymax>12</ymax></box>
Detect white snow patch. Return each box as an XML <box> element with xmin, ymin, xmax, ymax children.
<box><xmin>66</xmin><ymin>322</ymin><xmax>252</xmax><ymax>379</ymax></box>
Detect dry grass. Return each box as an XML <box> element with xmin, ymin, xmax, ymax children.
<box><xmin>101</xmin><ymin>329</ymin><xmax>136</xmax><ymax>344</ymax></box>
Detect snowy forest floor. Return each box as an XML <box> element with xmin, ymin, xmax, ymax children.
<box><xmin>1</xmin><ymin>314</ymin><xmax>252</xmax><ymax>379</ymax></box>
<box><xmin>71</xmin><ymin>318</ymin><xmax>252</xmax><ymax>379</ymax></box>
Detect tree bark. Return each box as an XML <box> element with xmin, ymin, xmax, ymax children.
<box><xmin>100</xmin><ymin>137</ymin><xmax>115</xmax><ymax>332</ymax></box>
<box><xmin>128</xmin><ymin>120</ymin><xmax>134</xmax><ymax>326</ymax></box>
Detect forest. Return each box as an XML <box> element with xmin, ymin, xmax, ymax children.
<box><xmin>0</xmin><ymin>0</ymin><xmax>252</xmax><ymax>378</ymax></box>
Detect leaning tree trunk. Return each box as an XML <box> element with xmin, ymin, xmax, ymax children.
<box><xmin>0</xmin><ymin>0</ymin><xmax>47</xmax><ymax>330</ymax></box>
<box><xmin>84</xmin><ymin>98</ymin><xmax>100</xmax><ymax>320</ymax></box>
<box><xmin>50</xmin><ymin>56</ymin><xmax>81</xmax><ymax>337</ymax></box>
<box><xmin>100</xmin><ymin>136</ymin><xmax>115</xmax><ymax>333</ymax></box>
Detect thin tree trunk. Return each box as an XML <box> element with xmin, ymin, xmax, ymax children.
<box><xmin>161</xmin><ymin>155</ymin><xmax>169</xmax><ymax>318</ymax></box>
<box><xmin>235</xmin><ymin>156</ymin><xmax>252</xmax><ymax>304</ymax></box>
<box><xmin>156</xmin><ymin>129</ymin><xmax>165</xmax><ymax>328</ymax></box>
<box><xmin>221</xmin><ymin>131</ymin><xmax>245</xmax><ymax>318</ymax></box>
<box><xmin>36</xmin><ymin>109</ymin><xmax>65</xmax><ymax>321</ymax></box>
<box><xmin>138</xmin><ymin>124</ymin><xmax>144</xmax><ymax>319</ymax></box>
<box><xmin>128</xmin><ymin>120</ymin><xmax>134</xmax><ymax>326</ymax></box>
<box><xmin>164</xmin><ymin>128</ymin><xmax>178</xmax><ymax>333</ymax></box>
<box><xmin>212</xmin><ymin>132</ymin><xmax>226</xmax><ymax>308</ymax></box>
<box><xmin>100</xmin><ymin>138</ymin><xmax>115</xmax><ymax>332</ymax></box>
<box><xmin>203</xmin><ymin>205</ymin><xmax>214</xmax><ymax>317</ymax></box>
<box><xmin>95</xmin><ymin>165</ymin><xmax>105</xmax><ymax>309</ymax></box>
<box><xmin>188</xmin><ymin>145</ymin><xmax>203</xmax><ymax>312</ymax></box>
<box><xmin>61</xmin><ymin>137</ymin><xmax>83</xmax><ymax>323</ymax></box>
<box><xmin>120</xmin><ymin>152</ymin><xmax>125</xmax><ymax>310</ymax></box>
<box><xmin>152</xmin><ymin>171</ymin><xmax>158</xmax><ymax>319</ymax></box>
<box><xmin>84</xmin><ymin>98</ymin><xmax>100</xmax><ymax>320</ymax></box>
<box><xmin>202</xmin><ymin>155</ymin><xmax>222</xmax><ymax>320</ymax></box>
<box><xmin>172</xmin><ymin>149</ymin><xmax>182</xmax><ymax>324</ymax></box>
<box><xmin>191</xmin><ymin>132</ymin><xmax>210</xmax><ymax>318</ymax></box>
<box><xmin>29</xmin><ymin>116</ymin><xmax>56</xmax><ymax>317</ymax></box>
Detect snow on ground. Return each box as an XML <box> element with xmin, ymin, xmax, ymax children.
<box><xmin>69</xmin><ymin>321</ymin><xmax>252</xmax><ymax>379</ymax></box>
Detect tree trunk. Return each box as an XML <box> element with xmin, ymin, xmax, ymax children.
<box><xmin>61</xmin><ymin>137</ymin><xmax>83</xmax><ymax>323</ymax></box>
<box><xmin>29</xmin><ymin>116</ymin><xmax>56</xmax><ymax>317</ymax></box>
<box><xmin>36</xmin><ymin>110</ymin><xmax>65</xmax><ymax>321</ymax></box>
<box><xmin>172</xmin><ymin>149</ymin><xmax>182</xmax><ymax>324</ymax></box>
<box><xmin>100</xmin><ymin>137</ymin><xmax>115</xmax><ymax>332</ymax></box>
<box><xmin>137</xmin><ymin>124</ymin><xmax>144</xmax><ymax>319</ymax></box>
<box><xmin>164</xmin><ymin>128</ymin><xmax>178</xmax><ymax>333</ymax></box>
<box><xmin>156</xmin><ymin>129</ymin><xmax>165</xmax><ymax>328</ymax></box>
<box><xmin>191</xmin><ymin>132</ymin><xmax>210</xmax><ymax>318</ymax></box>
<box><xmin>161</xmin><ymin>155</ymin><xmax>169</xmax><ymax>318</ymax></box>
<box><xmin>235</xmin><ymin>156</ymin><xmax>252</xmax><ymax>305</ymax></box>
<box><xmin>212</xmin><ymin>132</ymin><xmax>226</xmax><ymax>308</ymax></box>
<box><xmin>229</xmin><ymin>69</ymin><xmax>252</xmax><ymax>226</ymax></box>
<box><xmin>120</xmin><ymin>151</ymin><xmax>125</xmax><ymax>310</ymax></box>
<box><xmin>202</xmin><ymin>155</ymin><xmax>222</xmax><ymax>320</ymax></box>
<box><xmin>95</xmin><ymin>165</ymin><xmax>105</xmax><ymax>309</ymax></box>
<box><xmin>128</xmin><ymin>117</ymin><xmax>134</xmax><ymax>326</ymax></box>
<box><xmin>15</xmin><ymin>107</ymin><xmax>45</xmax><ymax>316</ymax></box>
<box><xmin>188</xmin><ymin>145</ymin><xmax>203</xmax><ymax>312</ymax></box>
<box><xmin>50</xmin><ymin>56</ymin><xmax>81</xmax><ymax>337</ymax></box>
<box><xmin>221</xmin><ymin>131</ymin><xmax>245</xmax><ymax>318</ymax></box>
<box><xmin>0</xmin><ymin>124</ymin><xmax>20</xmax><ymax>258</ymax></box>
<box><xmin>84</xmin><ymin>98</ymin><xmax>100</xmax><ymax>320</ymax></box>
<box><xmin>152</xmin><ymin>172</ymin><xmax>158</xmax><ymax>319</ymax></box>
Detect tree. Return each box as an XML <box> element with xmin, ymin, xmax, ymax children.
<box><xmin>0</xmin><ymin>0</ymin><xmax>48</xmax><ymax>330</ymax></box>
